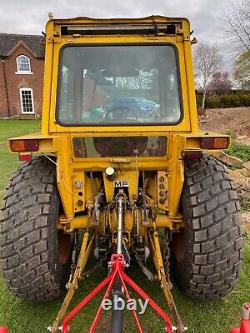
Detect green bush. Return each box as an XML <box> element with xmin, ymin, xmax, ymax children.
<box><xmin>196</xmin><ymin>92</ymin><xmax>250</xmax><ymax>108</ymax></box>
<box><xmin>227</xmin><ymin>141</ymin><xmax>250</xmax><ymax>162</ymax></box>
<box><xmin>241</xmin><ymin>196</ymin><xmax>250</xmax><ymax>212</ymax></box>
<box><xmin>205</xmin><ymin>95</ymin><xmax>220</xmax><ymax>108</ymax></box>
<box><xmin>240</xmin><ymin>94</ymin><xmax>250</xmax><ymax>106</ymax></box>
<box><xmin>196</xmin><ymin>93</ymin><xmax>203</xmax><ymax>108</ymax></box>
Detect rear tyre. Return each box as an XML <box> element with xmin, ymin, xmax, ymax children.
<box><xmin>0</xmin><ymin>156</ymin><xmax>72</xmax><ymax>302</ymax></box>
<box><xmin>173</xmin><ymin>155</ymin><xmax>243</xmax><ymax>299</ymax></box>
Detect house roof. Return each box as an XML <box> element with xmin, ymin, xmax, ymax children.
<box><xmin>0</xmin><ymin>33</ymin><xmax>45</xmax><ymax>58</ymax></box>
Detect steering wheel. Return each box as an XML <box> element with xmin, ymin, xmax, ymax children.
<box><xmin>105</xmin><ymin>107</ymin><xmax>138</xmax><ymax>122</ymax></box>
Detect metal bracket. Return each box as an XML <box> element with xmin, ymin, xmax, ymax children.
<box><xmin>50</xmin><ymin>231</ymin><xmax>95</xmax><ymax>333</ymax></box>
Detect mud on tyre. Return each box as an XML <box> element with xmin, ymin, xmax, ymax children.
<box><xmin>0</xmin><ymin>156</ymin><xmax>72</xmax><ymax>302</ymax></box>
<box><xmin>173</xmin><ymin>155</ymin><xmax>243</xmax><ymax>299</ymax></box>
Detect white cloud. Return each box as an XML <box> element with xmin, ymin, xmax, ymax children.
<box><xmin>0</xmin><ymin>0</ymin><xmax>235</xmax><ymax>71</ymax></box>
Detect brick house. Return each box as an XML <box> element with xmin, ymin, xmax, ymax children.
<box><xmin>0</xmin><ymin>33</ymin><xmax>45</xmax><ymax>118</ymax></box>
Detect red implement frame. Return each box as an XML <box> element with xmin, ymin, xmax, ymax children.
<box><xmin>230</xmin><ymin>303</ymin><xmax>250</xmax><ymax>333</ymax></box>
<box><xmin>62</xmin><ymin>254</ymin><xmax>173</xmax><ymax>333</ymax></box>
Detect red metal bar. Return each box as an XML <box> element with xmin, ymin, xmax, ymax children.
<box><xmin>62</xmin><ymin>274</ymin><xmax>113</xmax><ymax>333</ymax></box>
<box><xmin>88</xmin><ymin>268</ymin><xmax>118</xmax><ymax>333</ymax></box>
<box><xmin>230</xmin><ymin>303</ymin><xmax>250</xmax><ymax>333</ymax></box>
<box><xmin>89</xmin><ymin>255</ymin><xmax>125</xmax><ymax>332</ymax></box>
<box><xmin>230</xmin><ymin>319</ymin><xmax>250</xmax><ymax>333</ymax></box>
<box><xmin>118</xmin><ymin>270</ymin><xmax>143</xmax><ymax>333</ymax></box>
<box><xmin>61</xmin><ymin>254</ymin><xmax>173</xmax><ymax>333</ymax></box>
<box><xmin>121</xmin><ymin>270</ymin><xmax>173</xmax><ymax>333</ymax></box>
<box><xmin>240</xmin><ymin>320</ymin><xmax>250</xmax><ymax>333</ymax></box>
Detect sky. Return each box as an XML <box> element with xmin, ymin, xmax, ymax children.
<box><xmin>0</xmin><ymin>0</ymin><xmax>235</xmax><ymax>70</ymax></box>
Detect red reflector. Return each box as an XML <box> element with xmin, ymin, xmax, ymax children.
<box><xmin>19</xmin><ymin>153</ymin><xmax>32</xmax><ymax>161</ymax></box>
<box><xmin>0</xmin><ymin>327</ymin><xmax>9</xmax><ymax>333</ymax></box>
<box><xmin>200</xmin><ymin>137</ymin><xmax>229</xmax><ymax>149</ymax></box>
<box><xmin>200</xmin><ymin>137</ymin><xmax>214</xmax><ymax>149</ymax></box>
<box><xmin>10</xmin><ymin>139</ymin><xmax>39</xmax><ymax>152</ymax></box>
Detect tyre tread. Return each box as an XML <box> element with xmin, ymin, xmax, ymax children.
<box><xmin>0</xmin><ymin>156</ymin><xmax>65</xmax><ymax>302</ymax></box>
<box><xmin>179</xmin><ymin>155</ymin><xmax>243</xmax><ymax>299</ymax></box>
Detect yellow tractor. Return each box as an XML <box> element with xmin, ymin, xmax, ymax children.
<box><xmin>0</xmin><ymin>16</ymin><xmax>243</xmax><ymax>333</ymax></box>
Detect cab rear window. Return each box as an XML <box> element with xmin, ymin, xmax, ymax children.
<box><xmin>57</xmin><ymin>45</ymin><xmax>182</xmax><ymax>126</ymax></box>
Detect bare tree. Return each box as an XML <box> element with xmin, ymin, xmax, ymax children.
<box><xmin>207</xmin><ymin>71</ymin><xmax>232</xmax><ymax>95</ymax></box>
<box><xmin>194</xmin><ymin>44</ymin><xmax>221</xmax><ymax>109</ymax></box>
<box><xmin>225</xmin><ymin>0</ymin><xmax>250</xmax><ymax>51</ymax></box>
<box><xmin>233</xmin><ymin>50</ymin><xmax>250</xmax><ymax>89</ymax></box>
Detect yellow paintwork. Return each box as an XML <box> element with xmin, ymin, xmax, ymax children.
<box><xmin>9</xmin><ymin>16</ymin><xmax>229</xmax><ymax>233</ymax></box>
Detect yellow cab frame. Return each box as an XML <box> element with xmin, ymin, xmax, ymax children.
<box><xmin>9</xmin><ymin>16</ymin><xmax>230</xmax><ymax>233</ymax></box>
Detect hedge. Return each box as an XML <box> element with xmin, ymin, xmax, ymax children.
<box><xmin>196</xmin><ymin>92</ymin><xmax>250</xmax><ymax>108</ymax></box>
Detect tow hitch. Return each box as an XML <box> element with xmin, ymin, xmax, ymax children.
<box><xmin>49</xmin><ymin>193</ymin><xmax>186</xmax><ymax>333</ymax></box>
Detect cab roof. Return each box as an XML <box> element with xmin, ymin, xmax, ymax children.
<box><xmin>47</xmin><ymin>15</ymin><xmax>191</xmax><ymax>38</ymax></box>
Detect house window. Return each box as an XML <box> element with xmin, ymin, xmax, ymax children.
<box><xmin>16</xmin><ymin>55</ymin><xmax>32</xmax><ymax>73</ymax></box>
<box><xmin>20</xmin><ymin>88</ymin><xmax>34</xmax><ymax>113</ymax></box>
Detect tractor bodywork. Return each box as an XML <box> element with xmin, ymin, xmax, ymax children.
<box><xmin>9</xmin><ymin>16</ymin><xmax>229</xmax><ymax>233</ymax></box>
<box><xmin>2</xmin><ymin>16</ymin><xmax>243</xmax><ymax>333</ymax></box>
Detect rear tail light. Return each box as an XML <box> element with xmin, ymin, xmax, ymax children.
<box><xmin>200</xmin><ymin>137</ymin><xmax>229</xmax><ymax>150</ymax></box>
<box><xmin>10</xmin><ymin>139</ymin><xmax>39</xmax><ymax>152</ymax></box>
<box><xmin>19</xmin><ymin>153</ymin><xmax>32</xmax><ymax>161</ymax></box>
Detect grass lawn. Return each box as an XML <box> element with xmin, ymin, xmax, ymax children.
<box><xmin>0</xmin><ymin>119</ymin><xmax>249</xmax><ymax>333</ymax></box>
<box><xmin>0</xmin><ymin>120</ymin><xmax>40</xmax><ymax>203</ymax></box>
